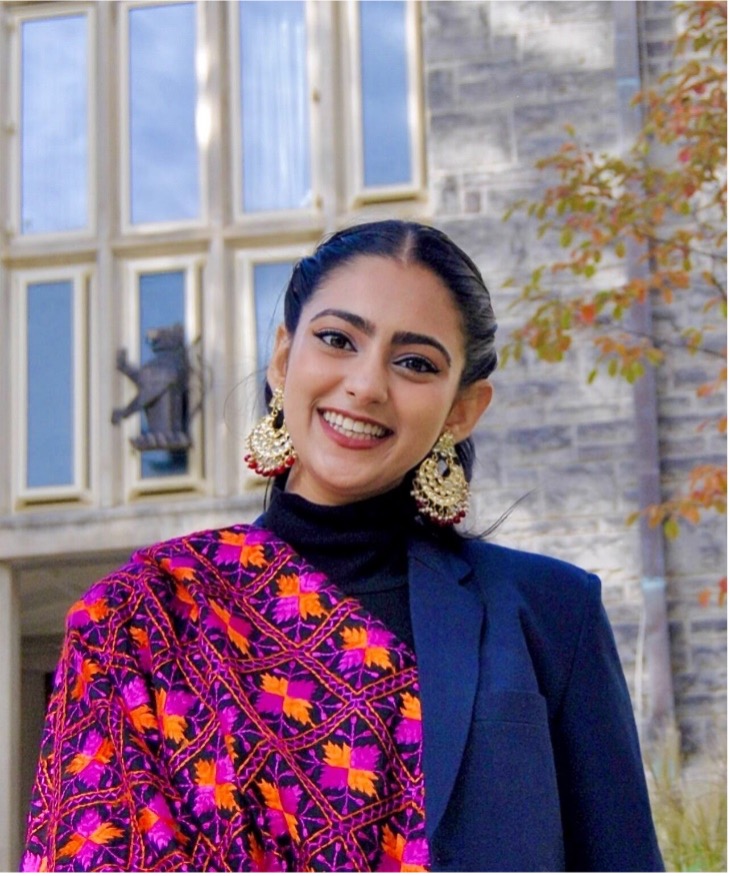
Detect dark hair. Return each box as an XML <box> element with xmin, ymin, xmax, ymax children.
<box><xmin>266</xmin><ymin>219</ymin><xmax>498</xmax><ymax>482</ymax></box>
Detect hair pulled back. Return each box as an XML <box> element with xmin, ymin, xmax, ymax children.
<box><xmin>270</xmin><ymin>219</ymin><xmax>498</xmax><ymax>482</ymax></box>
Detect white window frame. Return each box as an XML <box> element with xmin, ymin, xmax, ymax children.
<box><xmin>234</xmin><ymin>245</ymin><xmax>310</xmax><ymax>490</ymax></box>
<box><xmin>342</xmin><ymin>0</ymin><xmax>425</xmax><ymax>208</ymax></box>
<box><xmin>119</xmin><ymin>0</ymin><xmax>208</xmax><ymax>235</ymax></box>
<box><xmin>120</xmin><ymin>255</ymin><xmax>205</xmax><ymax>498</ymax></box>
<box><xmin>7</xmin><ymin>2</ymin><xmax>97</xmax><ymax>243</ymax></box>
<box><xmin>228</xmin><ymin>0</ymin><xmax>322</xmax><ymax>231</ymax></box>
<box><xmin>12</xmin><ymin>266</ymin><xmax>91</xmax><ymax>507</ymax></box>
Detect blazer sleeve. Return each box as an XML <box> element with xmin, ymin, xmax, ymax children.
<box><xmin>551</xmin><ymin>574</ymin><xmax>664</xmax><ymax>872</ymax></box>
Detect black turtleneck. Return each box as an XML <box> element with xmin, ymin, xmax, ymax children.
<box><xmin>261</xmin><ymin>484</ymin><xmax>415</xmax><ymax>650</ymax></box>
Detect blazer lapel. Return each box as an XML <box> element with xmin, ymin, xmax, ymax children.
<box><xmin>408</xmin><ymin>535</ymin><xmax>483</xmax><ymax>840</ymax></box>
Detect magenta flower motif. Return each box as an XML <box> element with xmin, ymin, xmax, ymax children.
<box><xmin>218</xmin><ymin>705</ymin><xmax>238</xmax><ymax>736</ymax></box>
<box><xmin>395</xmin><ymin>715</ymin><xmax>422</xmax><ymax>744</ymax></box>
<box><xmin>265</xmin><ymin>784</ymin><xmax>302</xmax><ymax>838</ymax></box>
<box><xmin>122</xmin><ymin>677</ymin><xmax>150</xmax><ymax>710</ymax></box>
<box><xmin>68</xmin><ymin>730</ymin><xmax>112</xmax><ymax>787</ymax></box>
<box><xmin>350</xmin><ymin>744</ymin><xmax>380</xmax><ymax>771</ymax></box>
<box><xmin>256</xmin><ymin>677</ymin><xmax>315</xmax><ymax>718</ymax></box>
<box><xmin>339</xmin><ymin>626</ymin><xmax>394</xmax><ymax>671</ymax></box>
<box><xmin>20</xmin><ymin>851</ymin><xmax>45</xmax><ymax>872</ymax></box>
<box><xmin>61</xmin><ymin>810</ymin><xmax>122</xmax><ymax>868</ymax></box>
<box><xmin>165</xmin><ymin>689</ymin><xmax>196</xmax><ymax>716</ymax></box>
<box><xmin>139</xmin><ymin>792</ymin><xmax>179</xmax><ymax>851</ymax></box>
<box><xmin>377</xmin><ymin>836</ymin><xmax>430</xmax><ymax>871</ymax></box>
<box><xmin>66</xmin><ymin>582</ymin><xmax>109</xmax><ymax>628</ymax></box>
<box><xmin>299</xmin><ymin>570</ymin><xmax>327</xmax><ymax>592</ymax></box>
<box><xmin>192</xmin><ymin>756</ymin><xmax>237</xmax><ymax>816</ymax></box>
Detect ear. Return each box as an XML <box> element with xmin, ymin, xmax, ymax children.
<box><xmin>445</xmin><ymin>380</ymin><xmax>493</xmax><ymax>443</ymax></box>
<box><xmin>266</xmin><ymin>324</ymin><xmax>292</xmax><ymax>390</ymax></box>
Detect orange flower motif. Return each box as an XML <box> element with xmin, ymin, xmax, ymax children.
<box><xmin>194</xmin><ymin>758</ymin><xmax>238</xmax><ymax>812</ymax></box>
<box><xmin>128</xmin><ymin>703</ymin><xmax>157</xmax><ymax>735</ymax></box>
<box><xmin>71</xmin><ymin>658</ymin><xmax>101</xmax><ymax>700</ymax></box>
<box><xmin>57</xmin><ymin>813</ymin><xmax>124</xmax><ymax>863</ymax></box>
<box><xmin>259</xmin><ymin>673</ymin><xmax>313</xmax><ymax>726</ymax></box>
<box><xmin>276</xmin><ymin>574</ymin><xmax>325</xmax><ymax>620</ymax></box>
<box><xmin>67</xmin><ymin>595</ymin><xmax>109</xmax><ymax>626</ymax></box>
<box><xmin>209</xmin><ymin>601</ymin><xmax>251</xmax><ymax>655</ymax></box>
<box><xmin>172</xmin><ymin>580</ymin><xmax>199</xmax><ymax>621</ymax></box>
<box><xmin>155</xmin><ymin>689</ymin><xmax>194</xmax><ymax>744</ymax></box>
<box><xmin>130</xmin><ymin>626</ymin><xmax>149</xmax><ymax>649</ymax></box>
<box><xmin>400</xmin><ymin>692</ymin><xmax>422</xmax><ymax>722</ymax></box>
<box><xmin>341</xmin><ymin>627</ymin><xmax>392</xmax><ymax>670</ymax></box>
<box><xmin>66</xmin><ymin>736</ymin><xmax>114</xmax><ymax>777</ymax></box>
<box><xmin>381</xmin><ymin>825</ymin><xmax>428</xmax><ymax>872</ymax></box>
<box><xmin>160</xmin><ymin>557</ymin><xmax>197</xmax><ymax>583</ymax></box>
<box><xmin>322</xmin><ymin>742</ymin><xmax>378</xmax><ymax>797</ymax></box>
<box><xmin>219</xmin><ymin>531</ymin><xmax>268</xmax><ymax>568</ymax></box>
<box><xmin>258</xmin><ymin>780</ymin><xmax>301</xmax><ymax>842</ymax></box>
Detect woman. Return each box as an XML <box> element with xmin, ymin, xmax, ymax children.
<box><xmin>22</xmin><ymin>220</ymin><xmax>663</xmax><ymax>872</ymax></box>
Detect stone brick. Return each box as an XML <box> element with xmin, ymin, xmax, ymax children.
<box><xmin>522</xmin><ymin>23</ymin><xmax>614</xmax><ymax>71</ymax></box>
<box><xmin>430</xmin><ymin>108</ymin><xmax>515</xmax><ymax>170</ymax></box>
<box><xmin>427</xmin><ymin>68</ymin><xmax>456</xmax><ymax>111</ymax></box>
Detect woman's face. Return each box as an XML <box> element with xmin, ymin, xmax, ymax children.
<box><xmin>267</xmin><ymin>255</ymin><xmax>492</xmax><ymax>506</ymax></box>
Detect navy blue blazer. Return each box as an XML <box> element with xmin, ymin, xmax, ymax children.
<box><xmin>407</xmin><ymin>532</ymin><xmax>664</xmax><ymax>872</ymax></box>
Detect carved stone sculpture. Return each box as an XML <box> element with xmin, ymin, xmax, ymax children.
<box><xmin>111</xmin><ymin>324</ymin><xmax>192</xmax><ymax>451</ymax></box>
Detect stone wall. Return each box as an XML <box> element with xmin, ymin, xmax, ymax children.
<box><xmin>421</xmin><ymin>0</ymin><xmax>726</xmax><ymax>758</ymax></box>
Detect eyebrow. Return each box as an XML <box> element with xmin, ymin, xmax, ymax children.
<box><xmin>309</xmin><ymin>308</ymin><xmax>452</xmax><ymax>366</ymax></box>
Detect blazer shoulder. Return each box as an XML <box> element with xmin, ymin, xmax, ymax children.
<box><xmin>459</xmin><ymin>537</ymin><xmax>600</xmax><ymax>597</ymax></box>
<box><xmin>453</xmin><ymin>537</ymin><xmax>604</xmax><ymax>663</ymax></box>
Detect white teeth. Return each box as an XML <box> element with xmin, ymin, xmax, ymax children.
<box><xmin>322</xmin><ymin>411</ymin><xmax>387</xmax><ymax>438</ymax></box>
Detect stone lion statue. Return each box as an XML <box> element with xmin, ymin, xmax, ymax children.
<box><xmin>111</xmin><ymin>323</ymin><xmax>191</xmax><ymax>451</ymax></box>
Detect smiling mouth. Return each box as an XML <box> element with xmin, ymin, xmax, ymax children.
<box><xmin>320</xmin><ymin>410</ymin><xmax>391</xmax><ymax>439</ymax></box>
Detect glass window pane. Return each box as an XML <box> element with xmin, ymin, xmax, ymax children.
<box><xmin>21</xmin><ymin>15</ymin><xmax>88</xmax><ymax>234</ymax></box>
<box><xmin>239</xmin><ymin>1</ymin><xmax>311</xmax><ymax>212</ymax></box>
<box><xmin>129</xmin><ymin>3</ymin><xmax>199</xmax><ymax>225</ymax></box>
<box><xmin>254</xmin><ymin>262</ymin><xmax>293</xmax><ymax>375</ymax></box>
<box><xmin>27</xmin><ymin>282</ymin><xmax>75</xmax><ymax>487</ymax></box>
<box><xmin>138</xmin><ymin>271</ymin><xmax>189</xmax><ymax>478</ymax></box>
<box><xmin>359</xmin><ymin>0</ymin><xmax>412</xmax><ymax>187</ymax></box>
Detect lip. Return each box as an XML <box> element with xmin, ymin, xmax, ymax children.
<box><xmin>317</xmin><ymin>408</ymin><xmax>393</xmax><ymax>449</ymax></box>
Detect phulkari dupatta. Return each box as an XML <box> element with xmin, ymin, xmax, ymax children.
<box><xmin>21</xmin><ymin>525</ymin><xmax>430</xmax><ymax>872</ymax></box>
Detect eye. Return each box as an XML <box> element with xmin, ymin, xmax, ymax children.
<box><xmin>315</xmin><ymin>329</ymin><xmax>355</xmax><ymax>351</ymax></box>
<box><xmin>395</xmin><ymin>354</ymin><xmax>440</xmax><ymax>375</ymax></box>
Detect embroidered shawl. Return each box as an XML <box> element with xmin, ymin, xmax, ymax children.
<box><xmin>21</xmin><ymin>525</ymin><xmax>430</xmax><ymax>872</ymax></box>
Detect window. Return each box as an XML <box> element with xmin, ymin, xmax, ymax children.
<box><xmin>18</xmin><ymin>11</ymin><xmax>91</xmax><ymax>235</ymax></box>
<box><xmin>13</xmin><ymin>269</ymin><xmax>89</xmax><ymax>504</ymax></box>
<box><xmin>234</xmin><ymin>248</ymin><xmax>307</xmax><ymax>469</ymax></box>
<box><xmin>344</xmin><ymin>0</ymin><xmax>424</xmax><ymax>204</ymax></box>
<box><xmin>233</xmin><ymin>0</ymin><xmax>313</xmax><ymax>216</ymax></box>
<box><xmin>124</xmin><ymin>1</ymin><xmax>201</xmax><ymax>226</ymax></box>
<box><xmin>121</xmin><ymin>258</ymin><xmax>203</xmax><ymax>494</ymax></box>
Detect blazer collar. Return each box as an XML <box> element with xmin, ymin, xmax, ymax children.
<box><xmin>408</xmin><ymin>534</ymin><xmax>483</xmax><ymax>840</ymax></box>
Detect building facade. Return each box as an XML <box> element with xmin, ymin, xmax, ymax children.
<box><xmin>0</xmin><ymin>0</ymin><xmax>725</xmax><ymax>867</ymax></box>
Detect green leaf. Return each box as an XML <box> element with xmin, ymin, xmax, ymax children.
<box><xmin>663</xmin><ymin>518</ymin><xmax>681</xmax><ymax>540</ymax></box>
<box><xmin>560</xmin><ymin>227</ymin><xmax>573</xmax><ymax>247</ymax></box>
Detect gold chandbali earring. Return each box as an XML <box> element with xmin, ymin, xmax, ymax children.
<box><xmin>411</xmin><ymin>430</ymin><xmax>469</xmax><ymax>526</ymax></box>
<box><xmin>244</xmin><ymin>386</ymin><xmax>297</xmax><ymax>477</ymax></box>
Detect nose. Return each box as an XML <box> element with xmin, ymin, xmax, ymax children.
<box><xmin>343</xmin><ymin>355</ymin><xmax>389</xmax><ymax>405</ymax></box>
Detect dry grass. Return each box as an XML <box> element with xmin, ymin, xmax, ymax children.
<box><xmin>648</xmin><ymin>741</ymin><xmax>727</xmax><ymax>872</ymax></box>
